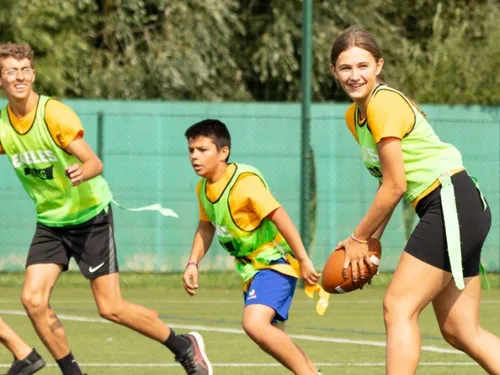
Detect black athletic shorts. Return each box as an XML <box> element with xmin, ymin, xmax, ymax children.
<box><xmin>405</xmin><ymin>171</ymin><xmax>491</xmax><ymax>277</ymax></box>
<box><xmin>26</xmin><ymin>205</ymin><xmax>119</xmax><ymax>279</ymax></box>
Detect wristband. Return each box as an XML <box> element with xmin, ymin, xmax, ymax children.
<box><xmin>351</xmin><ymin>232</ymin><xmax>368</xmax><ymax>244</ymax></box>
<box><xmin>185</xmin><ymin>261</ymin><xmax>199</xmax><ymax>268</ymax></box>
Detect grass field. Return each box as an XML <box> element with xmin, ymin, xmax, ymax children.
<box><xmin>1</xmin><ymin>272</ymin><xmax>499</xmax><ymax>374</ymax></box>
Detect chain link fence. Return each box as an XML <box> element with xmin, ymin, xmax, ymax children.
<box><xmin>0</xmin><ymin>100</ymin><xmax>498</xmax><ymax>276</ymax></box>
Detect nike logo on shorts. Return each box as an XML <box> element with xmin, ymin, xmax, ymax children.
<box><xmin>89</xmin><ymin>262</ymin><xmax>105</xmax><ymax>273</ymax></box>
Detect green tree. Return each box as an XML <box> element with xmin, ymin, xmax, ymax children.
<box><xmin>0</xmin><ymin>0</ymin><xmax>250</xmax><ymax>100</ymax></box>
<box><xmin>1</xmin><ymin>0</ymin><xmax>500</xmax><ymax>104</ymax></box>
<box><xmin>0</xmin><ymin>0</ymin><xmax>99</xmax><ymax>97</ymax></box>
<box><xmin>82</xmin><ymin>0</ymin><xmax>249</xmax><ymax>100</ymax></box>
<box><xmin>314</xmin><ymin>0</ymin><xmax>500</xmax><ymax>104</ymax></box>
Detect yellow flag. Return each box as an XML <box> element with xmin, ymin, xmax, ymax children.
<box><xmin>305</xmin><ymin>284</ymin><xmax>330</xmax><ymax>316</ymax></box>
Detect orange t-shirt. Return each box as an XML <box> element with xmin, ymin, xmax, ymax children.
<box><xmin>196</xmin><ymin>164</ymin><xmax>281</xmax><ymax>231</ymax></box>
<box><xmin>345</xmin><ymin>89</ymin><xmax>415</xmax><ymax>143</ymax></box>
<box><xmin>0</xmin><ymin>99</ymin><xmax>84</xmax><ymax>153</ymax></box>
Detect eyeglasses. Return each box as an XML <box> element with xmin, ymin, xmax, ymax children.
<box><xmin>3</xmin><ymin>67</ymin><xmax>34</xmax><ymax>82</ymax></box>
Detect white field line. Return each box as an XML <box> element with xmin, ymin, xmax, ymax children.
<box><xmin>1</xmin><ymin>299</ymin><xmax>499</xmax><ymax>305</ymax></box>
<box><xmin>0</xmin><ymin>309</ymin><xmax>461</xmax><ymax>355</ymax></box>
<box><xmin>0</xmin><ymin>298</ymin><xmax>378</xmax><ymax>304</ymax></box>
<box><xmin>0</xmin><ymin>362</ymin><xmax>479</xmax><ymax>368</ymax></box>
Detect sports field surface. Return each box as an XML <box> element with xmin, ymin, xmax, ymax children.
<box><xmin>1</xmin><ymin>272</ymin><xmax>499</xmax><ymax>374</ymax></box>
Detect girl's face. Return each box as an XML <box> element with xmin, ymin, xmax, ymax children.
<box><xmin>331</xmin><ymin>46</ymin><xmax>383</xmax><ymax>103</ymax></box>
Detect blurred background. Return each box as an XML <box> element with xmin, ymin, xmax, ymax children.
<box><xmin>0</xmin><ymin>0</ymin><xmax>499</xmax><ymax>277</ymax></box>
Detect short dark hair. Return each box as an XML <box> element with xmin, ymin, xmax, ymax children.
<box><xmin>185</xmin><ymin>119</ymin><xmax>231</xmax><ymax>162</ymax></box>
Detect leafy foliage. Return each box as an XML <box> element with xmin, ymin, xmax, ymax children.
<box><xmin>0</xmin><ymin>0</ymin><xmax>499</xmax><ymax>103</ymax></box>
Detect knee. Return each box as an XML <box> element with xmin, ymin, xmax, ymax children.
<box><xmin>97</xmin><ymin>300</ymin><xmax>125</xmax><ymax>323</ymax></box>
<box><xmin>439</xmin><ymin>322</ymin><xmax>471</xmax><ymax>351</ymax></box>
<box><xmin>440</xmin><ymin>329</ymin><xmax>463</xmax><ymax>350</ymax></box>
<box><xmin>382</xmin><ymin>292</ymin><xmax>398</xmax><ymax>327</ymax></box>
<box><xmin>21</xmin><ymin>289</ymin><xmax>49</xmax><ymax>315</ymax></box>
<box><xmin>383</xmin><ymin>292</ymin><xmax>416</xmax><ymax>327</ymax></box>
<box><xmin>242</xmin><ymin>316</ymin><xmax>266</xmax><ymax>343</ymax></box>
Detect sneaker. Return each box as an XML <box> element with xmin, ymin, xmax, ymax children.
<box><xmin>175</xmin><ymin>332</ymin><xmax>213</xmax><ymax>375</ymax></box>
<box><xmin>4</xmin><ymin>349</ymin><xmax>45</xmax><ymax>375</ymax></box>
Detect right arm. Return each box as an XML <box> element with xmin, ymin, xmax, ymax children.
<box><xmin>183</xmin><ymin>182</ymin><xmax>215</xmax><ymax>296</ymax></box>
<box><xmin>372</xmin><ymin>214</ymin><xmax>392</xmax><ymax>240</ymax></box>
<box><xmin>187</xmin><ymin>220</ymin><xmax>215</xmax><ymax>264</ymax></box>
<box><xmin>359</xmin><ymin>92</ymin><xmax>414</xmax><ymax>242</ymax></box>
<box><xmin>183</xmin><ymin>221</ymin><xmax>215</xmax><ymax>296</ymax></box>
<box><xmin>371</xmin><ymin>182</ymin><xmax>394</xmax><ymax>240</ymax></box>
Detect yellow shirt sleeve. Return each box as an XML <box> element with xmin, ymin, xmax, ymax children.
<box><xmin>194</xmin><ymin>168</ymin><xmax>281</xmax><ymax>230</ymax></box>
<box><xmin>45</xmin><ymin>100</ymin><xmax>84</xmax><ymax>149</ymax></box>
<box><xmin>366</xmin><ymin>90</ymin><xmax>415</xmax><ymax>143</ymax></box>
<box><xmin>344</xmin><ymin>103</ymin><xmax>358</xmax><ymax>142</ymax></box>
<box><xmin>195</xmin><ymin>180</ymin><xmax>210</xmax><ymax>222</ymax></box>
<box><xmin>230</xmin><ymin>173</ymin><xmax>281</xmax><ymax>225</ymax></box>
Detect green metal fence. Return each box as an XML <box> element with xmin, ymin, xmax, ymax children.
<box><xmin>0</xmin><ymin>100</ymin><xmax>498</xmax><ymax>273</ymax></box>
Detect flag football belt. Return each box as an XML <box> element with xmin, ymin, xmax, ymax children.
<box><xmin>438</xmin><ymin>171</ymin><xmax>489</xmax><ymax>291</ymax></box>
<box><xmin>238</xmin><ymin>234</ymin><xmax>330</xmax><ymax>316</ymax></box>
<box><xmin>111</xmin><ymin>198</ymin><xmax>178</xmax><ymax>218</ymax></box>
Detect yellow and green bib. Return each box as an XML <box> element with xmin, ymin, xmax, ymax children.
<box><xmin>0</xmin><ymin>95</ymin><xmax>112</xmax><ymax>226</ymax></box>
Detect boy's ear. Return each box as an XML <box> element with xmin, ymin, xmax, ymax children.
<box><xmin>220</xmin><ymin>146</ymin><xmax>230</xmax><ymax>161</ymax></box>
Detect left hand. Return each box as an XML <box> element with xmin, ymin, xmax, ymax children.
<box><xmin>183</xmin><ymin>263</ymin><xmax>199</xmax><ymax>296</ymax></box>
<box><xmin>65</xmin><ymin>164</ymin><xmax>84</xmax><ymax>186</ymax></box>
<box><xmin>335</xmin><ymin>236</ymin><xmax>373</xmax><ymax>284</ymax></box>
<box><xmin>298</xmin><ymin>257</ymin><xmax>321</xmax><ymax>286</ymax></box>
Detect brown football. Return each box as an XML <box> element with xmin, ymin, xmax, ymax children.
<box><xmin>321</xmin><ymin>238</ymin><xmax>382</xmax><ymax>294</ymax></box>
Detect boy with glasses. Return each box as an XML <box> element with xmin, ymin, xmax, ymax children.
<box><xmin>0</xmin><ymin>42</ymin><xmax>212</xmax><ymax>375</ymax></box>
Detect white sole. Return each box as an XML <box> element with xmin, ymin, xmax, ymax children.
<box><xmin>189</xmin><ymin>331</ymin><xmax>213</xmax><ymax>375</ymax></box>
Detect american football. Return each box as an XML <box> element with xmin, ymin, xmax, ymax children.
<box><xmin>321</xmin><ymin>238</ymin><xmax>382</xmax><ymax>294</ymax></box>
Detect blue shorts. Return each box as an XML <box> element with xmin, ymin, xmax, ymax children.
<box><xmin>243</xmin><ymin>268</ymin><xmax>297</xmax><ymax>322</ymax></box>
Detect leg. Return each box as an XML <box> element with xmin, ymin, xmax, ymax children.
<box><xmin>384</xmin><ymin>252</ymin><xmax>452</xmax><ymax>375</ymax></box>
<box><xmin>274</xmin><ymin>321</ymin><xmax>318</xmax><ymax>374</ymax></box>
<box><xmin>90</xmin><ymin>272</ymin><xmax>171</xmax><ymax>341</ymax></box>
<box><xmin>0</xmin><ymin>317</ymin><xmax>33</xmax><ymax>360</ymax></box>
<box><xmin>74</xmin><ymin>207</ymin><xmax>169</xmax><ymax>341</ymax></box>
<box><xmin>84</xmin><ymin>207</ymin><xmax>212</xmax><ymax>374</ymax></box>
<box><xmin>21</xmin><ymin>264</ymin><xmax>70</xmax><ymax>359</ymax></box>
<box><xmin>386</xmin><ymin>171</ymin><xmax>493</xmax><ymax>374</ymax></box>
<box><xmin>242</xmin><ymin>269</ymin><xmax>316</xmax><ymax>374</ymax></box>
<box><xmin>243</xmin><ymin>304</ymin><xmax>316</xmax><ymax>375</ymax></box>
<box><xmin>0</xmin><ymin>318</ymin><xmax>45</xmax><ymax>375</ymax></box>
<box><xmin>22</xmin><ymin>224</ymin><xmax>85</xmax><ymax>374</ymax></box>
<box><xmin>91</xmin><ymin>271</ymin><xmax>212</xmax><ymax>375</ymax></box>
<box><xmin>433</xmin><ymin>276</ymin><xmax>500</xmax><ymax>374</ymax></box>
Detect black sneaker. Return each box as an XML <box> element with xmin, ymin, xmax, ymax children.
<box><xmin>4</xmin><ymin>349</ymin><xmax>45</xmax><ymax>375</ymax></box>
<box><xmin>175</xmin><ymin>332</ymin><xmax>213</xmax><ymax>375</ymax></box>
